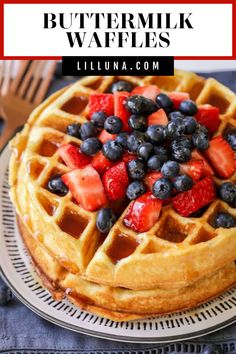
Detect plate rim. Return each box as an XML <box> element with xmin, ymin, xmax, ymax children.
<box><xmin>1</xmin><ymin>144</ymin><xmax>236</xmax><ymax>344</ymax></box>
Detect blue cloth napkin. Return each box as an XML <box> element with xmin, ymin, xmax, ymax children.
<box><xmin>1</xmin><ymin>69</ymin><xmax>236</xmax><ymax>354</ymax></box>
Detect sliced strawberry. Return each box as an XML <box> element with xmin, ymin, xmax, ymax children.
<box><xmin>58</xmin><ymin>144</ymin><xmax>91</xmax><ymax>169</ymax></box>
<box><xmin>92</xmin><ymin>151</ymin><xmax>115</xmax><ymax>175</ymax></box>
<box><xmin>204</xmin><ymin>135</ymin><xmax>236</xmax><ymax>178</ymax></box>
<box><xmin>192</xmin><ymin>150</ymin><xmax>214</xmax><ymax>177</ymax></box>
<box><xmin>102</xmin><ymin>161</ymin><xmax>129</xmax><ymax>201</ymax></box>
<box><xmin>168</xmin><ymin>92</ymin><xmax>190</xmax><ymax>110</ymax></box>
<box><xmin>147</xmin><ymin>109</ymin><xmax>168</xmax><ymax>126</ymax></box>
<box><xmin>122</xmin><ymin>152</ymin><xmax>137</xmax><ymax>166</ymax></box>
<box><xmin>98</xmin><ymin>129</ymin><xmax>117</xmax><ymax>144</ymax></box>
<box><xmin>144</xmin><ymin>171</ymin><xmax>163</xmax><ymax>190</ymax></box>
<box><xmin>180</xmin><ymin>160</ymin><xmax>204</xmax><ymax>182</ymax></box>
<box><xmin>172</xmin><ymin>176</ymin><xmax>216</xmax><ymax>217</ymax></box>
<box><xmin>88</xmin><ymin>93</ymin><xmax>114</xmax><ymax>119</ymax></box>
<box><xmin>114</xmin><ymin>91</ymin><xmax>131</xmax><ymax>131</ymax></box>
<box><xmin>131</xmin><ymin>85</ymin><xmax>160</xmax><ymax>101</ymax></box>
<box><xmin>123</xmin><ymin>192</ymin><xmax>162</xmax><ymax>232</ymax></box>
<box><xmin>195</xmin><ymin>104</ymin><xmax>220</xmax><ymax>134</ymax></box>
<box><xmin>62</xmin><ymin>166</ymin><xmax>107</xmax><ymax>211</ymax></box>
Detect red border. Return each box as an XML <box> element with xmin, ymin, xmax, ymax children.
<box><xmin>0</xmin><ymin>0</ymin><xmax>235</xmax><ymax>60</ymax></box>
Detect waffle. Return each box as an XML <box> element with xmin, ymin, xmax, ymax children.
<box><xmin>9</xmin><ymin>72</ymin><xmax>236</xmax><ymax>320</ymax></box>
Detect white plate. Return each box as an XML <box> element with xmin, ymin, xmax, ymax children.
<box><xmin>1</xmin><ymin>145</ymin><xmax>236</xmax><ymax>343</ymax></box>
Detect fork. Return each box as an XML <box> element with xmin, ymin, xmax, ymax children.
<box><xmin>0</xmin><ymin>60</ymin><xmax>57</xmax><ymax>151</ymax></box>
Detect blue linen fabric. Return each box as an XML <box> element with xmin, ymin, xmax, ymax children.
<box><xmin>0</xmin><ymin>69</ymin><xmax>236</xmax><ymax>354</ymax></box>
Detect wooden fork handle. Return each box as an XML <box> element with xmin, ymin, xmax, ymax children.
<box><xmin>0</xmin><ymin>120</ymin><xmax>23</xmax><ymax>152</ymax></box>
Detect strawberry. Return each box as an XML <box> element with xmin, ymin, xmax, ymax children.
<box><xmin>114</xmin><ymin>91</ymin><xmax>131</xmax><ymax>131</ymax></box>
<box><xmin>180</xmin><ymin>160</ymin><xmax>204</xmax><ymax>182</ymax></box>
<box><xmin>92</xmin><ymin>151</ymin><xmax>115</xmax><ymax>175</ymax></box>
<box><xmin>144</xmin><ymin>171</ymin><xmax>162</xmax><ymax>190</ymax></box>
<box><xmin>168</xmin><ymin>92</ymin><xmax>190</xmax><ymax>110</ymax></box>
<box><xmin>147</xmin><ymin>109</ymin><xmax>168</xmax><ymax>126</ymax></box>
<box><xmin>62</xmin><ymin>166</ymin><xmax>107</xmax><ymax>211</ymax></box>
<box><xmin>192</xmin><ymin>150</ymin><xmax>214</xmax><ymax>177</ymax></box>
<box><xmin>123</xmin><ymin>192</ymin><xmax>162</xmax><ymax>232</ymax></box>
<box><xmin>98</xmin><ymin>129</ymin><xmax>117</xmax><ymax>144</ymax></box>
<box><xmin>102</xmin><ymin>161</ymin><xmax>129</xmax><ymax>201</ymax></box>
<box><xmin>204</xmin><ymin>135</ymin><xmax>236</xmax><ymax>178</ymax></box>
<box><xmin>58</xmin><ymin>144</ymin><xmax>91</xmax><ymax>169</ymax></box>
<box><xmin>131</xmin><ymin>85</ymin><xmax>160</xmax><ymax>101</ymax></box>
<box><xmin>122</xmin><ymin>152</ymin><xmax>137</xmax><ymax>166</ymax></box>
<box><xmin>88</xmin><ymin>93</ymin><xmax>114</xmax><ymax>119</ymax></box>
<box><xmin>172</xmin><ymin>176</ymin><xmax>216</xmax><ymax>217</ymax></box>
<box><xmin>195</xmin><ymin>104</ymin><xmax>220</xmax><ymax>134</ymax></box>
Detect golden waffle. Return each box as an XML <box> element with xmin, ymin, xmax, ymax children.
<box><xmin>8</xmin><ymin>72</ymin><xmax>236</xmax><ymax>320</ymax></box>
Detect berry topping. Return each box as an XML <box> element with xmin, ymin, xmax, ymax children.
<box><xmin>153</xmin><ymin>145</ymin><xmax>169</xmax><ymax>161</ymax></box>
<box><xmin>128</xmin><ymin>114</ymin><xmax>147</xmax><ymax>131</ymax></box>
<box><xmin>168</xmin><ymin>110</ymin><xmax>184</xmax><ymax>121</ymax></box>
<box><xmin>218</xmin><ymin>182</ymin><xmax>236</xmax><ymax>204</ymax></box>
<box><xmin>147</xmin><ymin>109</ymin><xmax>168</xmax><ymax>126</ymax></box>
<box><xmin>191</xmin><ymin>150</ymin><xmax>214</xmax><ymax>177</ymax></box>
<box><xmin>146</xmin><ymin>125</ymin><xmax>164</xmax><ymax>144</ymax></box>
<box><xmin>47</xmin><ymin>175</ymin><xmax>69</xmax><ymax>196</ymax></box>
<box><xmin>195</xmin><ymin>104</ymin><xmax>220</xmax><ymax>134</ymax></box>
<box><xmin>172</xmin><ymin>176</ymin><xmax>216</xmax><ymax>217</ymax></box>
<box><xmin>225</xmin><ymin>128</ymin><xmax>236</xmax><ymax>151</ymax></box>
<box><xmin>147</xmin><ymin>155</ymin><xmax>163</xmax><ymax>171</ymax></box>
<box><xmin>173</xmin><ymin>174</ymin><xmax>193</xmax><ymax>192</ymax></box>
<box><xmin>102</xmin><ymin>140</ymin><xmax>123</xmax><ymax>161</ymax></box>
<box><xmin>156</xmin><ymin>93</ymin><xmax>173</xmax><ymax>112</ymax></box>
<box><xmin>131</xmin><ymin>85</ymin><xmax>160</xmax><ymax>101</ymax></box>
<box><xmin>183</xmin><ymin>116</ymin><xmax>197</xmax><ymax>134</ymax></box>
<box><xmin>80</xmin><ymin>122</ymin><xmax>98</xmax><ymax>140</ymax></box>
<box><xmin>92</xmin><ymin>151</ymin><xmax>114</xmax><ymax>175</ymax></box>
<box><xmin>116</xmin><ymin>132</ymin><xmax>129</xmax><ymax>148</ymax></box>
<box><xmin>137</xmin><ymin>142</ymin><xmax>154</xmax><ymax>161</ymax></box>
<box><xmin>104</xmin><ymin>115</ymin><xmax>123</xmax><ymax>134</ymax></box>
<box><xmin>58</xmin><ymin>144</ymin><xmax>91</xmax><ymax>169</ymax></box>
<box><xmin>168</xmin><ymin>92</ymin><xmax>190</xmax><ymax>110</ymax></box>
<box><xmin>62</xmin><ymin>166</ymin><xmax>107</xmax><ymax>211</ymax></box>
<box><xmin>89</xmin><ymin>93</ymin><xmax>114</xmax><ymax>119</ymax></box>
<box><xmin>152</xmin><ymin>177</ymin><xmax>173</xmax><ymax>200</ymax></box>
<box><xmin>127</xmin><ymin>159</ymin><xmax>146</xmax><ymax>180</ymax></box>
<box><xmin>126</xmin><ymin>181</ymin><xmax>146</xmax><ymax>200</ymax></box>
<box><xmin>212</xmin><ymin>212</ymin><xmax>236</xmax><ymax>229</ymax></box>
<box><xmin>204</xmin><ymin>135</ymin><xmax>236</xmax><ymax>178</ymax></box>
<box><xmin>114</xmin><ymin>91</ymin><xmax>131</xmax><ymax>131</ymax></box>
<box><xmin>91</xmin><ymin>111</ymin><xmax>107</xmax><ymax>128</ymax></box>
<box><xmin>126</xmin><ymin>95</ymin><xmax>157</xmax><ymax>116</ymax></box>
<box><xmin>179</xmin><ymin>160</ymin><xmax>204</xmax><ymax>182</ymax></box>
<box><xmin>98</xmin><ymin>129</ymin><xmax>116</xmax><ymax>144</ymax></box>
<box><xmin>179</xmin><ymin>99</ymin><xmax>198</xmax><ymax>116</ymax></box>
<box><xmin>127</xmin><ymin>131</ymin><xmax>147</xmax><ymax>152</ymax></box>
<box><xmin>122</xmin><ymin>151</ymin><xmax>137</xmax><ymax>165</ymax></box>
<box><xmin>161</xmin><ymin>161</ymin><xmax>180</xmax><ymax>178</ymax></box>
<box><xmin>144</xmin><ymin>171</ymin><xmax>162</xmax><ymax>190</ymax></box>
<box><xmin>81</xmin><ymin>137</ymin><xmax>102</xmax><ymax>156</ymax></box>
<box><xmin>102</xmin><ymin>161</ymin><xmax>129</xmax><ymax>201</ymax></box>
<box><xmin>96</xmin><ymin>208</ymin><xmax>117</xmax><ymax>233</ymax></box>
<box><xmin>192</xmin><ymin>125</ymin><xmax>209</xmax><ymax>150</ymax></box>
<box><xmin>171</xmin><ymin>145</ymin><xmax>192</xmax><ymax>163</ymax></box>
<box><xmin>166</xmin><ymin>119</ymin><xmax>185</xmax><ymax>139</ymax></box>
<box><xmin>111</xmin><ymin>80</ymin><xmax>133</xmax><ymax>93</ymax></box>
<box><xmin>124</xmin><ymin>192</ymin><xmax>162</xmax><ymax>232</ymax></box>
<box><xmin>66</xmin><ymin>123</ymin><xmax>81</xmax><ymax>138</ymax></box>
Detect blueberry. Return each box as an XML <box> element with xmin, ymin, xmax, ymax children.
<box><xmin>127</xmin><ymin>131</ymin><xmax>147</xmax><ymax>152</ymax></box>
<box><xmin>126</xmin><ymin>95</ymin><xmax>157</xmax><ymax>116</ymax></box>
<box><xmin>230</xmin><ymin>198</ymin><xmax>236</xmax><ymax>208</ymax></box>
<box><xmin>218</xmin><ymin>182</ymin><xmax>236</xmax><ymax>204</ymax></box>
<box><xmin>128</xmin><ymin>114</ymin><xmax>147</xmax><ymax>131</ymax></box>
<box><xmin>91</xmin><ymin>111</ymin><xmax>107</xmax><ymax>128</ymax></box>
<box><xmin>110</xmin><ymin>80</ymin><xmax>133</xmax><ymax>93</ymax></box>
<box><xmin>166</xmin><ymin>119</ymin><xmax>185</xmax><ymax>139</ymax></box>
<box><xmin>168</xmin><ymin>111</ymin><xmax>184</xmax><ymax>121</ymax></box>
<box><xmin>126</xmin><ymin>181</ymin><xmax>146</xmax><ymax>200</ymax></box>
<box><xmin>47</xmin><ymin>175</ymin><xmax>69</xmax><ymax>196</ymax></box>
<box><xmin>192</xmin><ymin>126</ymin><xmax>209</xmax><ymax>150</ymax></box>
<box><xmin>171</xmin><ymin>136</ymin><xmax>193</xmax><ymax>151</ymax></box>
<box><xmin>183</xmin><ymin>116</ymin><xmax>197</xmax><ymax>134</ymax></box>
<box><xmin>81</xmin><ymin>137</ymin><xmax>102</xmax><ymax>156</ymax></box>
<box><xmin>66</xmin><ymin>123</ymin><xmax>81</xmax><ymax>138</ymax></box>
<box><xmin>173</xmin><ymin>174</ymin><xmax>193</xmax><ymax>192</ymax></box>
<box><xmin>80</xmin><ymin>122</ymin><xmax>98</xmax><ymax>140</ymax></box>
<box><xmin>147</xmin><ymin>155</ymin><xmax>163</xmax><ymax>171</ymax></box>
<box><xmin>171</xmin><ymin>146</ymin><xmax>192</xmax><ymax>163</ymax></box>
<box><xmin>127</xmin><ymin>159</ymin><xmax>146</xmax><ymax>180</ymax></box>
<box><xmin>137</xmin><ymin>142</ymin><xmax>154</xmax><ymax>161</ymax></box>
<box><xmin>116</xmin><ymin>132</ymin><xmax>129</xmax><ymax>148</ymax></box>
<box><xmin>225</xmin><ymin>128</ymin><xmax>236</xmax><ymax>151</ymax></box>
<box><xmin>96</xmin><ymin>208</ymin><xmax>116</xmax><ymax>233</ymax></box>
<box><xmin>153</xmin><ymin>146</ymin><xmax>169</xmax><ymax>162</ymax></box>
<box><xmin>0</xmin><ymin>283</ymin><xmax>12</xmax><ymax>306</ymax></box>
<box><xmin>161</xmin><ymin>161</ymin><xmax>179</xmax><ymax>178</ymax></box>
<box><xmin>156</xmin><ymin>93</ymin><xmax>173</xmax><ymax>113</ymax></box>
<box><xmin>152</xmin><ymin>178</ymin><xmax>173</xmax><ymax>200</ymax></box>
<box><xmin>213</xmin><ymin>212</ymin><xmax>236</xmax><ymax>228</ymax></box>
<box><xmin>146</xmin><ymin>125</ymin><xmax>165</xmax><ymax>144</ymax></box>
<box><xmin>104</xmin><ymin>116</ymin><xmax>123</xmax><ymax>134</ymax></box>
<box><xmin>179</xmin><ymin>99</ymin><xmax>198</xmax><ymax>116</ymax></box>
<box><xmin>202</xmin><ymin>344</ymin><xmax>224</xmax><ymax>354</ymax></box>
<box><xmin>102</xmin><ymin>140</ymin><xmax>123</xmax><ymax>161</ymax></box>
